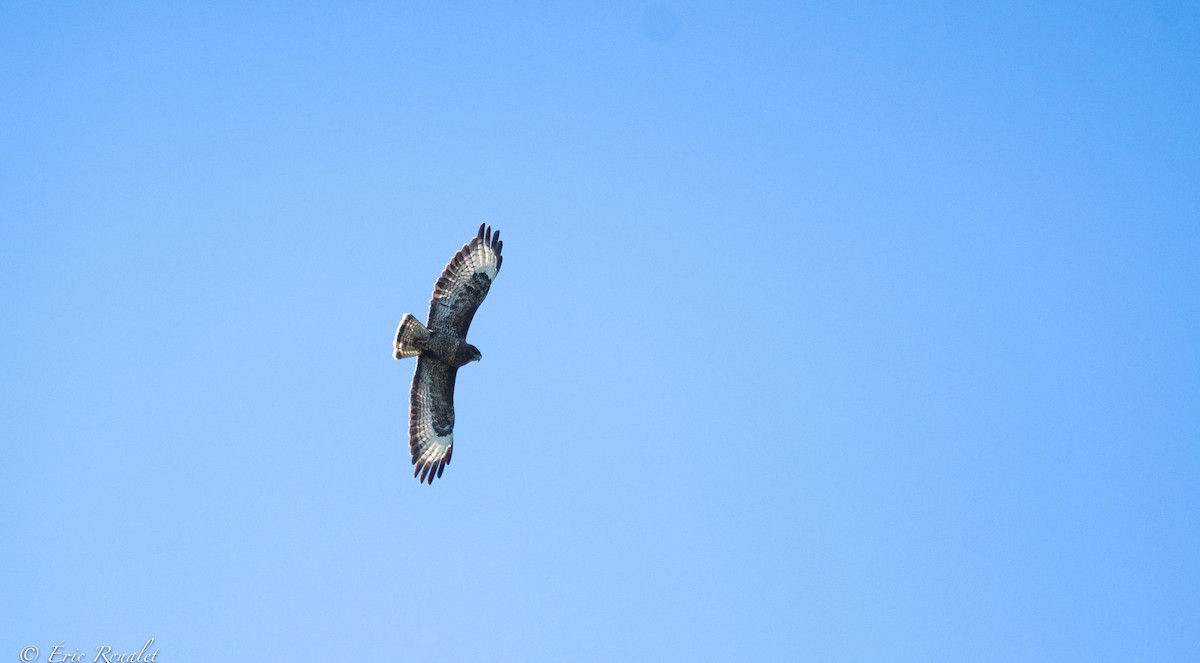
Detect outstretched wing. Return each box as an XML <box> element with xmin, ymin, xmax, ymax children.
<box><xmin>427</xmin><ymin>223</ymin><xmax>503</xmax><ymax>337</ymax></box>
<box><xmin>409</xmin><ymin>356</ymin><xmax>457</xmax><ymax>484</ymax></box>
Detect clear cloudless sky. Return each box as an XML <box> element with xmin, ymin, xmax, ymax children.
<box><xmin>2</xmin><ymin>2</ymin><xmax>1198</xmax><ymax>661</ymax></box>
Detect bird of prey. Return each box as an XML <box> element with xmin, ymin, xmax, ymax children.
<box><xmin>393</xmin><ymin>224</ymin><xmax>503</xmax><ymax>484</ymax></box>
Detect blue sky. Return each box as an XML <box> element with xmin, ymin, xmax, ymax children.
<box><xmin>2</xmin><ymin>2</ymin><xmax>1198</xmax><ymax>661</ymax></box>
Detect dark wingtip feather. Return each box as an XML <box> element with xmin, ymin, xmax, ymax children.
<box><xmin>419</xmin><ymin>462</ymin><xmax>432</xmax><ymax>483</ymax></box>
<box><xmin>436</xmin><ymin>461</ymin><xmax>446</xmax><ymax>479</ymax></box>
<box><xmin>485</xmin><ymin>225</ymin><xmax>492</xmax><ymax>244</ymax></box>
<box><xmin>477</xmin><ymin>223</ymin><xmax>485</xmax><ymax>239</ymax></box>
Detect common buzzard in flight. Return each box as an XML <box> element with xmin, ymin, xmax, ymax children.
<box><xmin>393</xmin><ymin>224</ymin><xmax>503</xmax><ymax>484</ymax></box>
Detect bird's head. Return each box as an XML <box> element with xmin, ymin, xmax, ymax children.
<box><xmin>466</xmin><ymin>344</ymin><xmax>483</xmax><ymax>363</ymax></box>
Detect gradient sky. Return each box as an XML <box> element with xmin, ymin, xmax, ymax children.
<box><xmin>3</xmin><ymin>2</ymin><xmax>1198</xmax><ymax>661</ymax></box>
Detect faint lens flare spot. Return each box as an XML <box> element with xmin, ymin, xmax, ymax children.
<box><xmin>642</xmin><ymin>4</ymin><xmax>680</xmax><ymax>42</ymax></box>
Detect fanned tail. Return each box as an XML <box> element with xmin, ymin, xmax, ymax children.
<box><xmin>393</xmin><ymin>313</ymin><xmax>430</xmax><ymax>359</ymax></box>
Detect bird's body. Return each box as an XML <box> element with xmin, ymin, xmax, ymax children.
<box><xmin>393</xmin><ymin>224</ymin><xmax>503</xmax><ymax>484</ymax></box>
<box><xmin>424</xmin><ymin>333</ymin><xmax>482</xmax><ymax>368</ymax></box>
